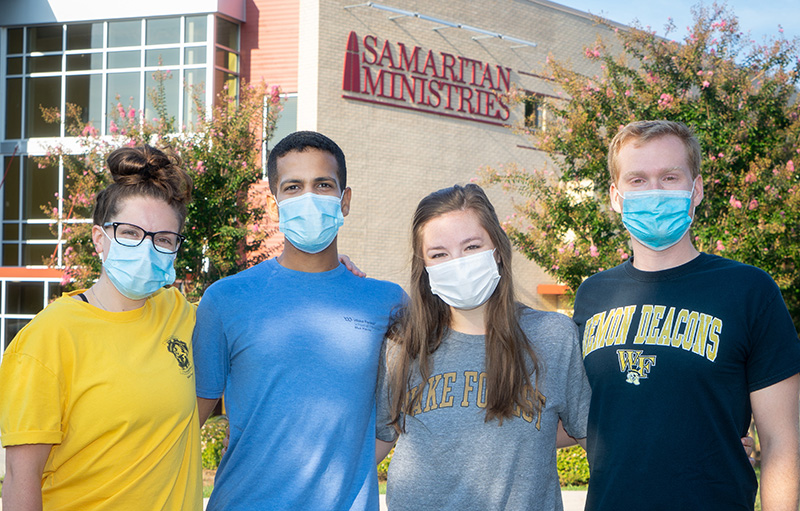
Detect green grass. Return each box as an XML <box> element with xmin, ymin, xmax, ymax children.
<box><xmin>754</xmin><ymin>467</ymin><xmax>761</xmax><ymax>511</ymax></box>
<box><xmin>379</xmin><ymin>481</ymin><xmax>386</xmax><ymax>495</ymax></box>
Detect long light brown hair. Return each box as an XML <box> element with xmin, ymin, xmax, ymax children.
<box><xmin>387</xmin><ymin>184</ymin><xmax>542</xmax><ymax>433</ymax></box>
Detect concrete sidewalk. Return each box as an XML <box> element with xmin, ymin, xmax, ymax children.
<box><xmin>201</xmin><ymin>490</ymin><xmax>588</xmax><ymax>510</ymax></box>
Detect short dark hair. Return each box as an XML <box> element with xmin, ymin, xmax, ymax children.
<box><xmin>266</xmin><ymin>131</ymin><xmax>347</xmax><ymax>194</ymax></box>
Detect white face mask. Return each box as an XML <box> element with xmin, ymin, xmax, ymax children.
<box><xmin>425</xmin><ymin>249</ymin><xmax>501</xmax><ymax>310</ymax></box>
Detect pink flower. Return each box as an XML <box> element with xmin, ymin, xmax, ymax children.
<box><xmin>744</xmin><ymin>172</ymin><xmax>756</xmax><ymax>183</ymax></box>
<box><xmin>748</xmin><ymin>199</ymin><xmax>758</xmax><ymax>210</ymax></box>
<box><xmin>657</xmin><ymin>93</ymin><xmax>673</xmax><ymax>110</ymax></box>
<box><xmin>702</xmin><ymin>80</ymin><xmax>710</xmax><ymax>88</ymax></box>
<box><xmin>788</xmin><ymin>160</ymin><xmax>795</xmax><ymax>173</ymax></box>
<box><xmin>716</xmin><ymin>240</ymin><xmax>725</xmax><ymax>251</ymax></box>
<box><xmin>109</xmin><ymin>121</ymin><xmax>119</xmax><ymax>134</ymax></box>
<box><xmin>729</xmin><ymin>195</ymin><xmax>742</xmax><ymax>209</ymax></box>
<box><xmin>589</xmin><ymin>245</ymin><xmax>599</xmax><ymax>257</ymax></box>
<box><xmin>128</xmin><ymin>108</ymin><xmax>136</xmax><ymax>119</ymax></box>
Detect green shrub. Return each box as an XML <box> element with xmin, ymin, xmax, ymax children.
<box><xmin>557</xmin><ymin>445</ymin><xmax>590</xmax><ymax>487</ymax></box>
<box><xmin>377</xmin><ymin>447</ymin><xmax>394</xmax><ymax>481</ymax></box>
<box><xmin>200</xmin><ymin>415</ymin><xmax>229</xmax><ymax>470</ymax></box>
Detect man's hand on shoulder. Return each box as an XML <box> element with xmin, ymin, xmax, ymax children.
<box><xmin>339</xmin><ymin>254</ymin><xmax>366</xmax><ymax>277</ymax></box>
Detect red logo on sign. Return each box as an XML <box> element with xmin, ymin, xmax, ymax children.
<box><xmin>341</xmin><ymin>31</ymin><xmax>512</xmax><ymax>126</ymax></box>
<box><xmin>343</xmin><ymin>31</ymin><xmax>361</xmax><ymax>93</ymax></box>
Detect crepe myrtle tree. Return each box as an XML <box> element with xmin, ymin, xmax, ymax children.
<box><xmin>39</xmin><ymin>73</ymin><xmax>283</xmax><ymax>300</ymax></box>
<box><xmin>482</xmin><ymin>2</ymin><xmax>800</xmax><ymax>329</ymax></box>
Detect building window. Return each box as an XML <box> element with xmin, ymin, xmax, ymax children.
<box><xmin>0</xmin><ymin>15</ymin><xmax>240</xmax><ymax>348</ymax></box>
<box><xmin>524</xmin><ymin>95</ymin><xmax>547</xmax><ymax>132</ymax></box>
<box><xmin>271</xmin><ymin>94</ymin><xmax>297</xmax><ymax>148</ymax></box>
<box><xmin>213</xmin><ymin>17</ymin><xmax>240</xmax><ymax>102</ymax></box>
<box><xmin>1</xmin><ymin>155</ymin><xmax>59</xmax><ymax>267</ymax></box>
<box><xmin>2</xmin><ymin>15</ymin><xmax>232</xmax><ymax>140</ymax></box>
<box><xmin>0</xmin><ymin>278</ymin><xmax>62</xmax><ymax>352</ymax></box>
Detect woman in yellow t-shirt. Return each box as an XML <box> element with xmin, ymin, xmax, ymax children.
<box><xmin>0</xmin><ymin>145</ymin><xmax>202</xmax><ymax>511</ymax></box>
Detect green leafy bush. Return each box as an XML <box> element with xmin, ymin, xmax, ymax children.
<box><xmin>200</xmin><ymin>415</ymin><xmax>229</xmax><ymax>470</ymax></box>
<box><xmin>377</xmin><ymin>447</ymin><xmax>394</xmax><ymax>481</ymax></box>
<box><xmin>557</xmin><ymin>445</ymin><xmax>590</xmax><ymax>487</ymax></box>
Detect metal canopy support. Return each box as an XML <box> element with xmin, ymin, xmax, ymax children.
<box><xmin>345</xmin><ymin>2</ymin><xmax>537</xmax><ymax>48</ymax></box>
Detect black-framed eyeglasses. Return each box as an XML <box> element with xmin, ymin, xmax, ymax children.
<box><xmin>103</xmin><ymin>222</ymin><xmax>186</xmax><ymax>254</ymax></box>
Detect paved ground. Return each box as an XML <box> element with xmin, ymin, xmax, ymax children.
<box><xmin>202</xmin><ymin>490</ymin><xmax>588</xmax><ymax>510</ymax></box>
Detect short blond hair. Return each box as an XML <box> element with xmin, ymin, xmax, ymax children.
<box><xmin>608</xmin><ymin>120</ymin><xmax>701</xmax><ymax>184</ymax></box>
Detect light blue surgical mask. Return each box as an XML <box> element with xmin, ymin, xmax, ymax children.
<box><xmin>101</xmin><ymin>230</ymin><xmax>177</xmax><ymax>300</ymax></box>
<box><xmin>278</xmin><ymin>193</ymin><xmax>345</xmax><ymax>254</ymax></box>
<box><xmin>619</xmin><ymin>183</ymin><xmax>696</xmax><ymax>251</ymax></box>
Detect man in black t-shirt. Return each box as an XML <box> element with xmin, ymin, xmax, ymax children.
<box><xmin>573</xmin><ymin>120</ymin><xmax>800</xmax><ymax>511</ymax></box>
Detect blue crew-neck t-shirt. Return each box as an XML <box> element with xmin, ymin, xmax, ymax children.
<box><xmin>193</xmin><ymin>258</ymin><xmax>405</xmax><ymax>511</ymax></box>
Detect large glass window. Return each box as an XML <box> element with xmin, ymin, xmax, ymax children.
<box><xmin>214</xmin><ymin>17</ymin><xmax>240</xmax><ymax>103</ymax></box>
<box><xmin>0</xmin><ymin>279</ymin><xmax>62</xmax><ymax>351</ymax></box>
<box><xmin>146</xmin><ymin>18</ymin><xmax>180</xmax><ymax>45</ymax></box>
<box><xmin>3</xmin><ymin>15</ymin><xmax>229</xmax><ymax>140</ymax></box>
<box><xmin>26</xmin><ymin>76</ymin><xmax>61</xmax><ymax>137</ymax></box>
<box><xmin>28</xmin><ymin>25</ymin><xmax>62</xmax><ymax>53</ymax></box>
<box><xmin>2</xmin><ymin>156</ymin><xmax>59</xmax><ymax>267</ymax></box>
<box><xmin>108</xmin><ymin>20</ymin><xmax>141</xmax><ymax>48</ymax></box>
<box><xmin>271</xmin><ymin>95</ymin><xmax>298</xmax><ymax>149</ymax></box>
<box><xmin>66</xmin><ymin>23</ymin><xmax>104</xmax><ymax>50</ymax></box>
<box><xmin>65</xmin><ymin>74</ymin><xmax>102</xmax><ymax>128</ymax></box>
<box><xmin>6</xmin><ymin>78</ymin><xmax>22</xmax><ymax>139</ymax></box>
<box><xmin>0</xmin><ymin>16</ymin><xmax>238</xmax><ymax>337</ymax></box>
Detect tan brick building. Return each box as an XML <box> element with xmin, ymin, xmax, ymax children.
<box><xmin>249</xmin><ymin>0</ymin><xmax>621</xmax><ymax>309</ymax></box>
<box><xmin>0</xmin><ymin>0</ymin><xmax>624</xmax><ymax>352</ymax></box>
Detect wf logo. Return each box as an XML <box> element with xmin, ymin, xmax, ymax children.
<box><xmin>617</xmin><ymin>349</ymin><xmax>656</xmax><ymax>385</ymax></box>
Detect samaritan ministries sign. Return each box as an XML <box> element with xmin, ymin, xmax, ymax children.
<box><xmin>342</xmin><ymin>31</ymin><xmax>513</xmax><ymax>126</ymax></box>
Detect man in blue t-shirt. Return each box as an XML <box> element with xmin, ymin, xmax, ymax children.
<box><xmin>193</xmin><ymin>131</ymin><xmax>405</xmax><ymax>511</ymax></box>
<box><xmin>572</xmin><ymin>120</ymin><xmax>800</xmax><ymax>511</ymax></box>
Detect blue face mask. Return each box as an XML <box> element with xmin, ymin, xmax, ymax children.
<box><xmin>101</xmin><ymin>230</ymin><xmax>177</xmax><ymax>300</ymax></box>
<box><xmin>619</xmin><ymin>185</ymin><xmax>695</xmax><ymax>251</ymax></box>
<box><xmin>278</xmin><ymin>193</ymin><xmax>345</xmax><ymax>254</ymax></box>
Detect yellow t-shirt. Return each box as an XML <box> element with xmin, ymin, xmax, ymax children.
<box><xmin>0</xmin><ymin>287</ymin><xmax>201</xmax><ymax>511</ymax></box>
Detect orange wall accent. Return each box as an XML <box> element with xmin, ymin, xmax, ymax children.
<box><xmin>241</xmin><ymin>0</ymin><xmax>299</xmax><ymax>92</ymax></box>
<box><xmin>0</xmin><ymin>267</ymin><xmax>63</xmax><ymax>278</ymax></box>
<box><xmin>537</xmin><ymin>284</ymin><xmax>569</xmax><ymax>295</ymax></box>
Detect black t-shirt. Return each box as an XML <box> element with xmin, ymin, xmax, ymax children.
<box><xmin>574</xmin><ymin>253</ymin><xmax>800</xmax><ymax>511</ymax></box>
